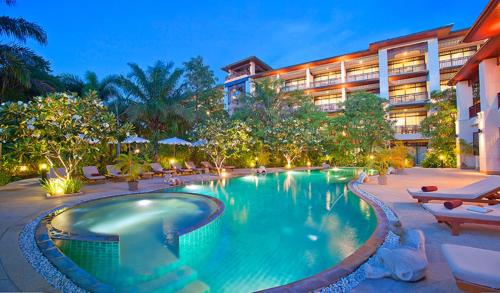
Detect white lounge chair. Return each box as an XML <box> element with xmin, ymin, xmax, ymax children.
<box><xmin>442</xmin><ymin>244</ymin><xmax>500</xmax><ymax>292</ymax></box>
<box><xmin>150</xmin><ymin>163</ymin><xmax>174</xmax><ymax>176</ymax></box>
<box><xmin>106</xmin><ymin>165</ymin><xmax>129</xmax><ymax>180</ymax></box>
<box><xmin>82</xmin><ymin>166</ymin><xmax>106</xmax><ymax>182</ymax></box>
<box><xmin>423</xmin><ymin>203</ymin><xmax>500</xmax><ymax>235</ymax></box>
<box><xmin>407</xmin><ymin>176</ymin><xmax>500</xmax><ymax>204</ymax></box>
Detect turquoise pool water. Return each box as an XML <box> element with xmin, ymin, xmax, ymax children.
<box><xmin>52</xmin><ymin>169</ymin><xmax>377</xmax><ymax>292</ymax></box>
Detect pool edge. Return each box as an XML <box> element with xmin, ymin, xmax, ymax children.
<box><xmin>258</xmin><ymin>179</ymin><xmax>393</xmax><ymax>293</ymax></box>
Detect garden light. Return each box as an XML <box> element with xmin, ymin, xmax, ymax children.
<box><xmin>307</xmin><ymin>161</ymin><xmax>311</xmax><ymax>167</ymax></box>
<box><xmin>369</xmin><ymin>155</ymin><xmax>374</xmax><ymax>160</ymax></box>
<box><xmin>39</xmin><ymin>163</ymin><xmax>48</xmax><ymax>170</ymax></box>
<box><xmin>19</xmin><ymin>165</ymin><xmax>28</xmax><ymax>172</ymax></box>
<box><xmin>250</xmin><ymin>162</ymin><xmax>256</xmax><ymax>168</ymax></box>
<box><xmin>134</xmin><ymin>148</ymin><xmax>140</xmax><ymax>154</ymax></box>
<box><xmin>169</xmin><ymin>158</ymin><xmax>175</xmax><ymax>164</ymax></box>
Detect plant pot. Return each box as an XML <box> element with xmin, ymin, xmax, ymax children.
<box><xmin>377</xmin><ymin>175</ymin><xmax>388</xmax><ymax>185</ymax></box>
<box><xmin>128</xmin><ymin>181</ymin><xmax>139</xmax><ymax>191</ymax></box>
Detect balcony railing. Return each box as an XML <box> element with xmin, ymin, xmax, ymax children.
<box><xmin>388</xmin><ymin>64</ymin><xmax>426</xmax><ymax>75</ymax></box>
<box><xmin>389</xmin><ymin>92</ymin><xmax>428</xmax><ymax>104</ymax></box>
<box><xmin>316</xmin><ymin>103</ymin><xmax>343</xmax><ymax>112</ymax></box>
<box><xmin>346</xmin><ymin>72</ymin><xmax>379</xmax><ymax>82</ymax></box>
<box><xmin>394</xmin><ymin>125</ymin><xmax>420</xmax><ymax>134</ymax></box>
<box><xmin>225</xmin><ymin>69</ymin><xmax>250</xmax><ymax>81</ymax></box>
<box><xmin>469</xmin><ymin>103</ymin><xmax>481</xmax><ymax>118</ymax></box>
<box><xmin>283</xmin><ymin>83</ymin><xmax>307</xmax><ymax>92</ymax></box>
<box><xmin>439</xmin><ymin>56</ymin><xmax>470</xmax><ymax>69</ymax></box>
<box><xmin>312</xmin><ymin>78</ymin><xmax>342</xmax><ymax>88</ymax></box>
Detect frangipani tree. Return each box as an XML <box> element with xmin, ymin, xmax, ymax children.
<box><xmin>192</xmin><ymin>116</ymin><xmax>252</xmax><ymax>175</ymax></box>
<box><xmin>264</xmin><ymin>117</ymin><xmax>322</xmax><ymax>167</ymax></box>
<box><xmin>0</xmin><ymin>91</ymin><xmax>132</xmax><ymax>178</ymax></box>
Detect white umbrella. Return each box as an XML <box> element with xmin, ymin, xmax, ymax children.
<box><xmin>192</xmin><ymin>139</ymin><xmax>207</xmax><ymax>147</ymax></box>
<box><xmin>158</xmin><ymin>137</ymin><xmax>192</xmax><ymax>157</ymax></box>
<box><xmin>122</xmin><ymin>135</ymin><xmax>150</xmax><ymax>144</ymax></box>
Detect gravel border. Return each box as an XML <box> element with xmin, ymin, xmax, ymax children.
<box><xmin>317</xmin><ymin>182</ymin><xmax>400</xmax><ymax>292</ymax></box>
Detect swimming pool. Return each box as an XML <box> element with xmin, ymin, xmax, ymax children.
<box><xmin>50</xmin><ymin>169</ymin><xmax>377</xmax><ymax>292</ymax></box>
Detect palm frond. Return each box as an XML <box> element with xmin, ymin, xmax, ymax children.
<box><xmin>0</xmin><ymin>16</ymin><xmax>47</xmax><ymax>45</ymax></box>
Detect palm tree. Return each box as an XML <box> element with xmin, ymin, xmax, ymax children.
<box><xmin>118</xmin><ymin>61</ymin><xmax>190</xmax><ymax>158</ymax></box>
<box><xmin>0</xmin><ymin>0</ymin><xmax>49</xmax><ymax>100</ymax></box>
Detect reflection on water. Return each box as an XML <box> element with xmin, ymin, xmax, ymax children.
<box><xmin>52</xmin><ymin>169</ymin><xmax>377</xmax><ymax>292</ymax></box>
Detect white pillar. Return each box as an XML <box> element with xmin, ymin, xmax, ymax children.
<box><xmin>341</xmin><ymin>87</ymin><xmax>347</xmax><ymax>102</ymax></box>
<box><xmin>340</xmin><ymin>61</ymin><xmax>346</xmax><ymax>83</ymax></box>
<box><xmin>223</xmin><ymin>86</ymin><xmax>229</xmax><ymax>111</ymax></box>
<box><xmin>478</xmin><ymin>58</ymin><xmax>500</xmax><ymax>174</ymax></box>
<box><xmin>306</xmin><ymin>68</ymin><xmax>313</xmax><ymax>88</ymax></box>
<box><xmin>455</xmin><ymin>81</ymin><xmax>476</xmax><ymax>169</ymax></box>
<box><xmin>378</xmin><ymin>49</ymin><xmax>389</xmax><ymax>99</ymax></box>
<box><xmin>249</xmin><ymin>62</ymin><xmax>256</xmax><ymax>75</ymax></box>
<box><xmin>427</xmin><ymin>38</ymin><xmax>440</xmax><ymax>93</ymax></box>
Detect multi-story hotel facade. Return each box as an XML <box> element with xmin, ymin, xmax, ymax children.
<box><xmin>222</xmin><ymin>2</ymin><xmax>498</xmax><ymax>172</ymax></box>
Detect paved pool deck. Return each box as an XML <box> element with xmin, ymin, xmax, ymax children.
<box><xmin>353</xmin><ymin>167</ymin><xmax>500</xmax><ymax>293</ymax></box>
<box><xmin>0</xmin><ymin>167</ymin><xmax>498</xmax><ymax>292</ymax></box>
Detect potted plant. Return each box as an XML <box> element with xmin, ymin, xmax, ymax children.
<box><xmin>389</xmin><ymin>142</ymin><xmax>409</xmax><ymax>175</ymax></box>
<box><xmin>370</xmin><ymin>148</ymin><xmax>391</xmax><ymax>185</ymax></box>
<box><xmin>115</xmin><ymin>153</ymin><xmax>143</xmax><ymax>191</ymax></box>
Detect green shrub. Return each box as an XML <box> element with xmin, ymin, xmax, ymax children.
<box><xmin>41</xmin><ymin>177</ymin><xmax>83</xmax><ymax>196</ymax></box>
<box><xmin>0</xmin><ymin>171</ymin><xmax>12</xmax><ymax>186</ymax></box>
<box><xmin>421</xmin><ymin>151</ymin><xmax>456</xmax><ymax>168</ymax></box>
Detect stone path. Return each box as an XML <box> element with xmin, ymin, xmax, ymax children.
<box><xmin>353</xmin><ymin>168</ymin><xmax>500</xmax><ymax>293</ymax></box>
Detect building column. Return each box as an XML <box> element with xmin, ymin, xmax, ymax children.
<box><xmin>426</xmin><ymin>38</ymin><xmax>441</xmax><ymax>93</ymax></box>
<box><xmin>249</xmin><ymin>62</ymin><xmax>256</xmax><ymax>75</ymax></box>
<box><xmin>378</xmin><ymin>49</ymin><xmax>389</xmax><ymax>99</ymax></box>
<box><xmin>478</xmin><ymin>58</ymin><xmax>500</xmax><ymax>174</ymax></box>
<box><xmin>340</xmin><ymin>61</ymin><xmax>346</xmax><ymax>83</ymax></box>
<box><xmin>306</xmin><ymin>68</ymin><xmax>313</xmax><ymax>88</ymax></box>
<box><xmin>223</xmin><ymin>86</ymin><xmax>229</xmax><ymax>111</ymax></box>
<box><xmin>455</xmin><ymin>81</ymin><xmax>476</xmax><ymax>169</ymax></box>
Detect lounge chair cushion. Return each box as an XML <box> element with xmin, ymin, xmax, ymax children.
<box><xmin>442</xmin><ymin>244</ymin><xmax>500</xmax><ymax>289</ymax></box>
<box><xmin>423</xmin><ymin>203</ymin><xmax>500</xmax><ymax>222</ymax></box>
<box><xmin>89</xmin><ymin>175</ymin><xmax>106</xmax><ymax>180</ymax></box>
<box><xmin>408</xmin><ymin>176</ymin><xmax>500</xmax><ymax>199</ymax></box>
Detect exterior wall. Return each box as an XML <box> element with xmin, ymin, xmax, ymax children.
<box><xmin>426</xmin><ymin>38</ymin><xmax>441</xmax><ymax>92</ymax></box>
<box><xmin>455</xmin><ymin>81</ymin><xmax>478</xmax><ymax>169</ymax></box>
<box><xmin>377</xmin><ymin>49</ymin><xmax>389</xmax><ymax>99</ymax></box>
<box><xmin>478</xmin><ymin>58</ymin><xmax>500</xmax><ymax>174</ymax></box>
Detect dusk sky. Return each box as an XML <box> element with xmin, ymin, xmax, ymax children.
<box><xmin>4</xmin><ymin>0</ymin><xmax>487</xmax><ymax>83</ymax></box>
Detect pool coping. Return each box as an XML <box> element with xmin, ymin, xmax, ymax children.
<box><xmin>20</xmin><ymin>170</ymin><xmax>397</xmax><ymax>292</ymax></box>
<box><xmin>256</xmin><ymin>179</ymin><xmax>392</xmax><ymax>293</ymax></box>
<box><xmin>20</xmin><ymin>190</ymin><xmax>225</xmax><ymax>293</ymax></box>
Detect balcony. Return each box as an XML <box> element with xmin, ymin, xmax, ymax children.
<box><xmin>389</xmin><ymin>92</ymin><xmax>428</xmax><ymax>105</ymax></box>
<box><xmin>283</xmin><ymin>83</ymin><xmax>307</xmax><ymax>92</ymax></box>
<box><xmin>316</xmin><ymin>103</ymin><xmax>343</xmax><ymax>112</ymax></box>
<box><xmin>388</xmin><ymin>64</ymin><xmax>426</xmax><ymax>76</ymax></box>
<box><xmin>439</xmin><ymin>56</ymin><xmax>470</xmax><ymax>69</ymax></box>
<box><xmin>312</xmin><ymin>78</ymin><xmax>342</xmax><ymax>88</ymax></box>
<box><xmin>394</xmin><ymin>125</ymin><xmax>420</xmax><ymax>134</ymax></box>
<box><xmin>346</xmin><ymin>72</ymin><xmax>379</xmax><ymax>82</ymax></box>
<box><xmin>225</xmin><ymin>69</ymin><xmax>250</xmax><ymax>81</ymax></box>
<box><xmin>469</xmin><ymin>103</ymin><xmax>481</xmax><ymax>118</ymax></box>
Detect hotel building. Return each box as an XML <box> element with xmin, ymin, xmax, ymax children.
<box><xmin>222</xmin><ymin>25</ymin><xmax>486</xmax><ymax>166</ymax></box>
<box><xmin>451</xmin><ymin>0</ymin><xmax>500</xmax><ymax>175</ymax></box>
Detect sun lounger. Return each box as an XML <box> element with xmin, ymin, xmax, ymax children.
<box><xmin>423</xmin><ymin>203</ymin><xmax>500</xmax><ymax>235</ymax></box>
<box><xmin>200</xmin><ymin>161</ymin><xmax>235</xmax><ymax>172</ymax></box>
<box><xmin>185</xmin><ymin>161</ymin><xmax>204</xmax><ymax>174</ymax></box>
<box><xmin>407</xmin><ymin>176</ymin><xmax>500</xmax><ymax>204</ymax></box>
<box><xmin>442</xmin><ymin>244</ymin><xmax>500</xmax><ymax>292</ymax></box>
<box><xmin>172</xmin><ymin>162</ymin><xmax>193</xmax><ymax>174</ymax></box>
<box><xmin>82</xmin><ymin>166</ymin><xmax>106</xmax><ymax>182</ymax></box>
<box><xmin>150</xmin><ymin>163</ymin><xmax>174</xmax><ymax>176</ymax></box>
<box><xmin>106</xmin><ymin>165</ymin><xmax>129</xmax><ymax>180</ymax></box>
<box><xmin>48</xmin><ymin>167</ymin><xmax>67</xmax><ymax>179</ymax></box>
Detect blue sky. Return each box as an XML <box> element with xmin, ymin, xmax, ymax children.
<box><xmin>5</xmin><ymin>0</ymin><xmax>486</xmax><ymax>83</ymax></box>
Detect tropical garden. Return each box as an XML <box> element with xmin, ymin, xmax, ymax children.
<box><xmin>0</xmin><ymin>0</ymin><xmax>463</xmax><ymax>194</ymax></box>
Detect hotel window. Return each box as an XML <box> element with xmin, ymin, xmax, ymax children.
<box><xmin>228</xmin><ymin>83</ymin><xmax>245</xmax><ymax>106</ymax></box>
<box><xmin>314</xmin><ymin>94</ymin><xmax>342</xmax><ymax>105</ymax></box>
<box><xmin>347</xmin><ymin>65</ymin><xmax>378</xmax><ymax>76</ymax></box>
<box><xmin>439</xmin><ymin>47</ymin><xmax>476</xmax><ymax>63</ymax></box>
<box><xmin>314</xmin><ymin>71</ymin><xmax>341</xmax><ymax>82</ymax></box>
<box><xmin>390</xmin><ymin>111</ymin><xmax>427</xmax><ymax>133</ymax></box>
<box><xmin>389</xmin><ymin>82</ymin><xmax>427</xmax><ymax>100</ymax></box>
<box><xmin>284</xmin><ymin>78</ymin><xmax>306</xmax><ymax>90</ymax></box>
<box><xmin>388</xmin><ymin>56</ymin><xmax>425</xmax><ymax>72</ymax></box>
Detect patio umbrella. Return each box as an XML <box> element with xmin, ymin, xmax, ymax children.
<box><xmin>121</xmin><ymin>135</ymin><xmax>149</xmax><ymax>153</ymax></box>
<box><xmin>192</xmin><ymin>139</ymin><xmax>207</xmax><ymax>147</ymax></box>
<box><xmin>158</xmin><ymin>137</ymin><xmax>192</xmax><ymax>157</ymax></box>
